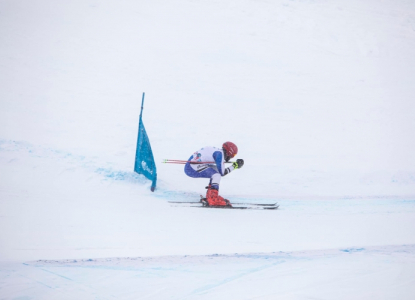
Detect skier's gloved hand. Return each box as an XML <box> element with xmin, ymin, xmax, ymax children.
<box><xmin>237</xmin><ymin>159</ymin><xmax>244</xmax><ymax>168</ymax></box>
<box><xmin>232</xmin><ymin>159</ymin><xmax>244</xmax><ymax>169</ymax></box>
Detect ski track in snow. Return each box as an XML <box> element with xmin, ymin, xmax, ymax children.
<box><xmin>1</xmin><ymin>245</ymin><xmax>414</xmax><ymax>299</ymax></box>
<box><xmin>2</xmin><ymin>139</ymin><xmax>414</xmax><ymax>206</ymax></box>
<box><xmin>0</xmin><ymin>139</ymin><xmax>213</xmax><ymax>201</ymax></box>
<box><xmin>0</xmin><ymin>139</ymin><xmax>147</xmax><ymax>184</ymax></box>
<box><xmin>184</xmin><ymin>260</ymin><xmax>286</xmax><ymax>298</ymax></box>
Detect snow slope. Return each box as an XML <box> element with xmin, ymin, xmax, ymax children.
<box><xmin>2</xmin><ymin>245</ymin><xmax>415</xmax><ymax>299</ymax></box>
<box><xmin>1</xmin><ymin>0</ymin><xmax>415</xmax><ymax>299</ymax></box>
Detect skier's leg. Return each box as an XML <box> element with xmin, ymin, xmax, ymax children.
<box><xmin>184</xmin><ymin>162</ymin><xmax>229</xmax><ymax>206</ymax></box>
<box><xmin>206</xmin><ymin>173</ymin><xmax>230</xmax><ymax>206</ymax></box>
<box><xmin>184</xmin><ymin>162</ymin><xmax>217</xmax><ymax>179</ymax></box>
<box><xmin>210</xmin><ymin>173</ymin><xmax>221</xmax><ymax>190</ymax></box>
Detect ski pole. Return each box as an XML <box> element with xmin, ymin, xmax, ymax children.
<box><xmin>162</xmin><ymin>159</ymin><xmax>234</xmax><ymax>164</ymax></box>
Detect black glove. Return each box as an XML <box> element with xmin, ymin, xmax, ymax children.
<box><xmin>232</xmin><ymin>159</ymin><xmax>244</xmax><ymax>169</ymax></box>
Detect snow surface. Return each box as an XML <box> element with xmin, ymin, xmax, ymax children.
<box><xmin>1</xmin><ymin>0</ymin><xmax>415</xmax><ymax>299</ymax></box>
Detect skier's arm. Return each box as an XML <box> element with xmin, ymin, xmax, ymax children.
<box><xmin>213</xmin><ymin>151</ymin><xmax>244</xmax><ymax>176</ymax></box>
<box><xmin>212</xmin><ymin>151</ymin><xmax>226</xmax><ymax>175</ymax></box>
<box><xmin>223</xmin><ymin>159</ymin><xmax>244</xmax><ymax>176</ymax></box>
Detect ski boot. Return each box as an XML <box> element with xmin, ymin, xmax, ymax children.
<box><xmin>205</xmin><ymin>185</ymin><xmax>232</xmax><ymax>207</ymax></box>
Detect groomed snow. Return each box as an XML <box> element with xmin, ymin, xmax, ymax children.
<box><xmin>1</xmin><ymin>245</ymin><xmax>415</xmax><ymax>299</ymax></box>
<box><xmin>1</xmin><ymin>0</ymin><xmax>415</xmax><ymax>299</ymax></box>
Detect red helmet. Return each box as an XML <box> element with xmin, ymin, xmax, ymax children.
<box><xmin>222</xmin><ymin>141</ymin><xmax>238</xmax><ymax>159</ymax></box>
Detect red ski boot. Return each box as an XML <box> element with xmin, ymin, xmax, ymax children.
<box><xmin>206</xmin><ymin>186</ymin><xmax>231</xmax><ymax>207</ymax></box>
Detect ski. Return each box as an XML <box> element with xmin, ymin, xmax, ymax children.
<box><xmin>195</xmin><ymin>205</ymin><xmax>278</xmax><ymax>210</ymax></box>
<box><xmin>169</xmin><ymin>203</ymin><xmax>279</xmax><ymax>210</ymax></box>
<box><xmin>168</xmin><ymin>201</ymin><xmax>278</xmax><ymax>206</ymax></box>
<box><xmin>169</xmin><ymin>197</ymin><xmax>279</xmax><ymax>210</ymax></box>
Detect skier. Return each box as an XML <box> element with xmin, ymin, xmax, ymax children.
<box><xmin>184</xmin><ymin>142</ymin><xmax>244</xmax><ymax>207</ymax></box>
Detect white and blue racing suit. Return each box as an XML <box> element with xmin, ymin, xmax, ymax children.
<box><xmin>184</xmin><ymin>146</ymin><xmax>235</xmax><ymax>189</ymax></box>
